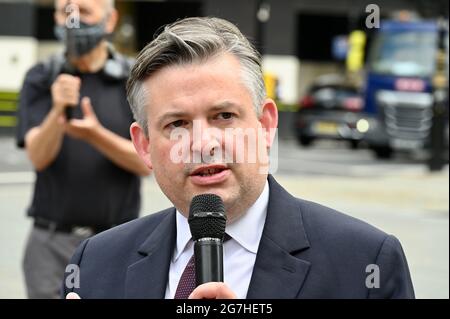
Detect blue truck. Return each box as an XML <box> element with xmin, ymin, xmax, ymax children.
<box><xmin>362</xmin><ymin>20</ymin><xmax>448</xmax><ymax>158</ymax></box>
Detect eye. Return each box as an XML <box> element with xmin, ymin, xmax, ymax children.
<box><xmin>216</xmin><ymin>112</ymin><xmax>234</xmax><ymax>120</ymax></box>
<box><xmin>168</xmin><ymin>119</ymin><xmax>188</xmax><ymax>129</ymax></box>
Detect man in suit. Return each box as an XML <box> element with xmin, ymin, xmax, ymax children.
<box><xmin>63</xmin><ymin>17</ymin><xmax>415</xmax><ymax>299</ymax></box>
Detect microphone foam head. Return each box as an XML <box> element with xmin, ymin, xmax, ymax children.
<box><xmin>188</xmin><ymin>194</ymin><xmax>226</xmax><ymax>241</ymax></box>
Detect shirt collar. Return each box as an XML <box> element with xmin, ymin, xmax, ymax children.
<box><xmin>174</xmin><ymin>210</ymin><xmax>192</xmax><ymax>262</ymax></box>
<box><xmin>174</xmin><ymin>180</ymin><xmax>269</xmax><ymax>261</ymax></box>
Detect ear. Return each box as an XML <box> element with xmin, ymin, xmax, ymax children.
<box><xmin>130</xmin><ymin>122</ymin><xmax>153</xmax><ymax>170</ymax></box>
<box><xmin>105</xmin><ymin>8</ymin><xmax>118</xmax><ymax>34</ymax></box>
<box><xmin>258</xmin><ymin>98</ymin><xmax>278</xmax><ymax>148</ymax></box>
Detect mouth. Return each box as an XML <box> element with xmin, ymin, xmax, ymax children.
<box><xmin>191</xmin><ymin>165</ymin><xmax>228</xmax><ymax>176</ymax></box>
<box><xmin>189</xmin><ymin>165</ymin><xmax>231</xmax><ymax>186</ymax></box>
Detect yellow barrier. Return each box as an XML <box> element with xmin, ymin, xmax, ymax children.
<box><xmin>0</xmin><ymin>91</ymin><xmax>19</xmax><ymax>128</ymax></box>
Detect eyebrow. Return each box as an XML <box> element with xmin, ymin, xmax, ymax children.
<box><xmin>155</xmin><ymin>101</ymin><xmax>242</xmax><ymax>127</ymax></box>
<box><xmin>209</xmin><ymin>101</ymin><xmax>242</xmax><ymax>112</ymax></box>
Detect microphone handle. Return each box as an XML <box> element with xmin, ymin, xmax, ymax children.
<box><xmin>65</xmin><ymin>107</ymin><xmax>74</xmax><ymax>120</ymax></box>
<box><xmin>194</xmin><ymin>239</ymin><xmax>224</xmax><ymax>286</ymax></box>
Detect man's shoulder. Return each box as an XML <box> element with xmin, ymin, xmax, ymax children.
<box><xmin>283</xmin><ymin>195</ymin><xmax>414</xmax><ymax>299</ymax></box>
<box><xmin>22</xmin><ymin>61</ymin><xmax>51</xmax><ymax>87</ymax></box>
<box><xmin>294</xmin><ymin>197</ymin><xmax>389</xmax><ymax>249</ymax></box>
<box><xmin>64</xmin><ymin>208</ymin><xmax>175</xmax><ymax>298</ymax></box>
<box><xmin>85</xmin><ymin>208</ymin><xmax>175</xmax><ymax>254</ymax></box>
<box><xmin>22</xmin><ymin>53</ymin><xmax>64</xmax><ymax>89</ymax></box>
<box><xmin>96</xmin><ymin>207</ymin><xmax>174</xmax><ymax>241</ymax></box>
<box><xmin>268</xmin><ymin>176</ymin><xmax>388</xmax><ymax>244</ymax></box>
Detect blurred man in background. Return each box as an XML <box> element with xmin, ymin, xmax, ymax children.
<box><xmin>16</xmin><ymin>0</ymin><xmax>150</xmax><ymax>298</ymax></box>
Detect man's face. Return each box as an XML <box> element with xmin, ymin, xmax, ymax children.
<box><xmin>54</xmin><ymin>0</ymin><xmax>109</xmax><ymax>26</ymax></box>
<box><xmin>132</xmin><ymin>53</ymin><xmax>277</xmax><ymax>222</ymax></box>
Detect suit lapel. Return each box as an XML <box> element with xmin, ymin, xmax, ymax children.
<box><xmin>247</xmin><ymin>175</ymin><xmax>311</xmax><ymax>298</ymax></box>
<box><xmin>125</xmin><ymin>209</ymin><xmax>176</xmax><ymax>298</ymax></box>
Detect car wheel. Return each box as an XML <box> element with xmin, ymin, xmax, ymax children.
<box><xmin>373</xmin><ymin>146</ymin><xmax>393</xmax><ymax>159</ymax></box>
<box><xmin>298</xmin><ymin>136</ymin><xmax>313</xmax><ymax>147</ymax></box>
<box><xmin>349</xmin><ymin>140</ymin><xmax>359</xmax><ymax>150</ymax></box>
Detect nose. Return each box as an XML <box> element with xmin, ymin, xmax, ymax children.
<box><xmin>191</xmin><ymin>119</ymin><xmax>222</xmax><ymax>161</ymax></box>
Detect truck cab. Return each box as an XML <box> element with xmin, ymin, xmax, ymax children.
<box><xmin>363</xmin><ymin>20</ymin><xmax>448</xmax><ymax>158</ymax></box>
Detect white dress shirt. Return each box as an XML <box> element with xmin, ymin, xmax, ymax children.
<box><xmin>165</xmin><ymin>181</ymin><xmax>269</xmax><ymax>299</ymax></box>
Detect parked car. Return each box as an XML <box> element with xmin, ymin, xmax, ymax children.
<box><xmin>294</xmin><ymin>74</ymin><xmax>366</xmax><ymax>149</ymax></box>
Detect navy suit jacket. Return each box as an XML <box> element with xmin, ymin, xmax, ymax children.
<box><xmin>63</xmin><ymin>176</ymin><xmax>415</xmax><ymax>298</ymax></box>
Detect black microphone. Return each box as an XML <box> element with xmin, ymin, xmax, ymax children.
<box><xmin>188</xmin><ymin>193</ymin><xmax>227</xmax><ymax>286</ymax></box>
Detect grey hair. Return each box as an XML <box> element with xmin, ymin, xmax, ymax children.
<box><xmin>126</xmin><ymin>17</ymin><xmax>266</xmax><ymax>135</ymax></box>
<box><xmin>55</xmin><ymin>0</ymin><xmax>115</xmax><ymax>11</ymax></box>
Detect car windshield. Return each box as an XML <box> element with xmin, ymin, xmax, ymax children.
<box><xmin>368</xmin><ymin>30</ymin><xmax>437</xmax><ymax>77</ymax></box>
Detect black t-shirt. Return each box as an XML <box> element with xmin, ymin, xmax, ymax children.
<box><xmin>16</xmin><ymin>58</ymin><xmax>141</xmax><ymax>228</ymax></box>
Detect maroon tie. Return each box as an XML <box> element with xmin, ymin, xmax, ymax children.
<box><xmin>174</xmin><ymin>254</ymin><xmax>196</xmax><ymax>299</ymax></box>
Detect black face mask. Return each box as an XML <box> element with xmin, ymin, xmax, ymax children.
<box><xmin>54</xmin><ymin>20</ymin><xmax>107</xmax><ymax>57</ymax></box>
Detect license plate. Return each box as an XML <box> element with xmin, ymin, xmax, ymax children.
<box><xmin>314</xmin><ymin>122</ymin><xmax>338</xmax><ymax>135</ymax></box>
<box><xmin>390</xmin><ymin>139</ymin><xmax>424</xmax><ymax>150</ymax></box>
